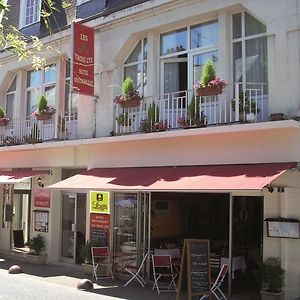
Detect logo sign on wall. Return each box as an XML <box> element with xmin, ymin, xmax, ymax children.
<box><xmin>71</xmin><ymin>22</ymin><xmax>95</xmax><ymax>96</ymax></box>
<box><xmin>90</xmin><ymin>191</ymin><xmax>110</xmax><ymax>214</ymax></box>
<box><xmin>34</xmin><ymin>189</ymin><xmax>51</xmax><ymax>208</ymax></box>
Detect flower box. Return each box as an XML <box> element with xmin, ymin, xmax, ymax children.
<box><xmin>195</xmin><ymin>85</ymin><xmax>223</xmax><ymax>97</ymax></box>
<box><xmin>120</xmin><ymin>96</ymin><xmax>142</xmax><ymax>108</ymax></box>
<box><xmin>35</xmin><ymin>111</ymin><xmax>54</xmax><ymax>121</ymax></box>
<box><xmin>0</xmin><ymin>117</ymin><xmax>10</xmax><ymax>126</ymax></box>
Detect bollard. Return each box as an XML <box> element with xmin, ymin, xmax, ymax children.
<box><xmin>8</xmin><ymin>265</ymin><xmax>23</xmax><ymax>274</ymax></box>
<box><xmin>77</xmin><ymin>278</ymin><xmax>94</xmax><ymax>290</ymax></box>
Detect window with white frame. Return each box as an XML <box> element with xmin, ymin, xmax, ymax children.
<box><xmin>232</xmin><ymin>12</ymin><xmax>267</xmax><ymax>88</ymax></box>
<box><xmin>26</xmin><ymin>64</ymin><xmax>56</xmax><ymax>115</ymax></box>
<box><xmin>160</xmin><ymin>20</ymin><xmax>219</xmax><ymax>93</ymax></box>
<box><xmin>123</xmin><ymin>38</ymin><xmax>148</xmax><ymax>95</ymax></box>
<box><xmin>20</xmin><ymin>0</ymin><xmax>41</xmax><ymax>27</ymax></box>
<box><xmin>64</xmin><ymin>59</ymin><xmax>77</xmax><ymax>114</ymax></box>
<box><xmin>6</xmin><ymin>77</ymin><xmax>17</xmax><ymax>119</ymax></box>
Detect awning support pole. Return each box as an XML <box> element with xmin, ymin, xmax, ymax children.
<box><xmin>228</xmin><ymin>193</ymin><xmax>233</xmax><ymax>297</ymax></box>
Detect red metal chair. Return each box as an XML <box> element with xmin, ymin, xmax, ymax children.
<box><xmin>200</xmin><ymin>264</ymin><xmax>229</xmax><ymax>300</ymax></box>
<box><xmin>151</xmin><ymin>254</ymin><xmax>177</xmax><ymax>294</ymax></box>
<box><xmin>91</xmin><ymin>246</ymin><xmax>114</xmax><ymax>280</ymax></box>
<box><xmin>124</xmin><ymin>252</ymin><xmax>149</xmax><ymax>287</ymax></box>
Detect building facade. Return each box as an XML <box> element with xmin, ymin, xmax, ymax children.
<box><xmin>0</xmin><ymin>0</ymin><xmax>300</xmax><ymax>298</ymax></box>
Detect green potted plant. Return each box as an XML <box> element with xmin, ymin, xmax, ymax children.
<box><xmin>139</xmin><ymin>102</ymin><xmax>160</xmax><ymax>133</ymax></box>
<box><xmin>231</xmin><ymin>92</ymin><xmax>260</xmax><ymax>122</ymax></box>
<box><xmin>33</xmin><ymin>95</ymin><xmax>56</xmax><ymax>121</ymax></box>
<box><xmin>260</xmin><ymin>257</ymin><xmax>285</xmax><ymax>300</ymax></box>
<box><xmin>187</xmin><ymin>95</ymin><xmax>207</xmax><ymax>127</ymax></box>
<box><xmin>0</xmin><ymin>106</ymin><xmax>10</xmax><ymax>126</ymax></box>
<box><xmin>116</xmin><ymin>112</ymin><xmax>132</xmax><ymax>127</ymax></box>
<box><xmin>25</xmin><ymin>234</ymin><xmax>46</xmax><ymax>264</ymax></box>
<box><xmin>80</xmin><ymin>241</ymin><xmax>93</xmax><ymax>275</ymax></box>
<box><xmin>193</xmin><ymin>60</ymin><xmax>227</xmax><ymax>96</ymax></box>
<box><xmin>114</xmin><ymin>77</ymin><xmax>143</xmax><ymax>108</ymax></box>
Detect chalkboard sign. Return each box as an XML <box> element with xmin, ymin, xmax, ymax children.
<box><xmin>176</xmin><ymin>239</ymin><xmax>211</xmax><ymax>300</ymax></box>
<box><xmin>91</xmin><ymin>228</ymin><xmax>108</xmax><ymax>247</ymax></box>
<box><xmin>189</xmin><ymin>241</ymin><xmax>209</xmax><ymax>293</ymax></box>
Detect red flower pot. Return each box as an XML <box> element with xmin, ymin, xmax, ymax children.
<box><xmin>0</xmin><ymin>117</ymin><xmax>10</xmax><ymax>126</ymax></box>
<box><xmin>195</xmin><ymin>85</ymin><xmax>223</xmax><ymax>97</ymax></box>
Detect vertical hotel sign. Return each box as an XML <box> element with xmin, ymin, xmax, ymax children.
<box><xmin>71</xmin><ymin>22</ymin><xmax>94</xmax><ymax>96</ymax></box>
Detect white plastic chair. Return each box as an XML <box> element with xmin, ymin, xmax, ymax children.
<box><xmin>151</xmin><ymin>254</ymin><xmax>177</xmax><ymax>294</ymax></box>
<box><xmin>200</xmin><ymin>264</ymin><xmax>229</xmax><ymax>300</ymax></box>
<box><xmin>124</xmin><ymin>252</ymin><xmax>149</xmax><ymax>287</ymax></box>
<box><xmin>91</xmin><ymin>246</ymin><xmax>114</xmax><ymax>280</ymax></box>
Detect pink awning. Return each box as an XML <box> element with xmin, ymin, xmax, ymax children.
<box><xmin>47</xmin><ymin>163</ymin><xmax>295</xmax><ymax>191</ymax></box>
<box><xmin>0</xmin><ymin>170</ymin><xmax>49</xmax><ymax>183</ymax></box>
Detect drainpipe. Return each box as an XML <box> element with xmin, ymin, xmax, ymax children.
<box><xmin>93</xmin><ymin>95</ymin><xmax>99</xmax><ymax>138</ymax></box>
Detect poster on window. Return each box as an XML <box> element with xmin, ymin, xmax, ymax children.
<box><xmin>71</xmin><ymin>22</ymin><xmax>95</xmax><ymax>96</ymax></box>
<box><xmin>34</xmin><ymin>210</ymin><xmax>49</xmax><ymax>233</ymax></box>
<box><xmin>90</xmin><ymin>191</ymin><xmax>110</xmax><ymax>214</ymax></box>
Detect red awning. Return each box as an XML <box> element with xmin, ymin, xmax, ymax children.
<box><xmin>0</xmin><ymin>170</ymin><xmax>49</xmax><ymax>183</ymax></box>
<box><xmin>47</xmin><ymin>163</ymin><xmax>295</xmax><ymax>191</ymax></box>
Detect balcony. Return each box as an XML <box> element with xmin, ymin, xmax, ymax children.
<box><xmin>114</xmin><ymin>83</ymin><xmax>269</xmax><ymax>135</ymax></box>
<box><xmin>0</xmin><ymin>83</ymin><xmax>269</xmax><ymax>147</ymax></box>
<box><xmin>0</xmin><ymin>113</ymin><xmax>78</xmax><ymax>147</ymax></box>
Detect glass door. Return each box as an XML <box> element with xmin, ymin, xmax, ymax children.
<box><xmin>61</xmin><ymin>193</ymin><xmax>87</xmax><ymax>264</ymax></box>
<box><xmin>114</xmin><ymin>193</ymin><xmax>137</xmax><ymax>254</ymax></box>
<box><xmin>113</xmin><ymin>192</ymin><xmax>151</xmax><ymax>275</ymax></box>
<box><xmin>12</xmin><ymin>191</ymin><xmax>30</xmax><ymax>247</ymax></box>
<box><xmin>61</xmin><ymin>194</ymin><xmax>76</xmax><ymax>262</ymax></box>
<box><xmin>140</xmin><ymin>192</ymin><xmax>151</xmax><ymax>277</ymax></box>
<box><xmin>161</xmin><ymin>58</ymin><xmax>187</xmax><ymax>127</ymax></box>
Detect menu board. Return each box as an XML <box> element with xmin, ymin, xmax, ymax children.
<box><xmin>176</xmin><ymin>239</ymin><xmax>211</xmax><ymax>300</ymax></box>
<box><xmin>189</xmin><ymin>241</ymin><xmax>210</xmax><ymax>293</ymax></box>
<box><xmin>90</xmin><ymin>213</ymin><xmax>110</xmax><ymax>246</ymax></box>
<box><xmin>267</xmin><ymin>221</ymin><xmax>300</xmax><ymax>238</ymax></box>
<box><xmin>91</xmin><ymin>228</ymin><xmax>108</xmax><ymax>247</ymax></box>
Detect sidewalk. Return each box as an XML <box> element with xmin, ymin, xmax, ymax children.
<box><xmin>0</xmin><ymin>253</ymin><xmax>258</xmax><ymax>300</ymax></box>
<box><xmin>0</xmin><ymin>254</ymin><xmax>185</xmax><ymax>300</ymax></box>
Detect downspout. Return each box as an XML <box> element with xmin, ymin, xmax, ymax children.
<box><xmin>93</xmin><ymin>95</ymin><xmax>99</xmax><ymax>138</ymax></box>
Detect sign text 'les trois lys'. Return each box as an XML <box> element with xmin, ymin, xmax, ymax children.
<box><xmin>72</xmin><ymin>22</ymin><xmax>94</xmax><ymax>96</ymax></box>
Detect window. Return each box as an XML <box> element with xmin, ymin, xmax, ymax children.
<box><xmin>64</xmin><ymin>60</ymin><xmax>77</xmax><ymax>114</ymax></box>
<box><xmin>123</xmin><ymin>39</ymin><xmax>147</xmax><ymax>95</ymax></box>
<box><xmin>6</xmin><ymin>77</ymin><xmax>17</xmax><ymax>119</ymax></box>
<box><xmin>232</xmin><ymin>12</ymin><xmax>267</xmax><ymax>85</ymax></box>
<box><xmin>20</xmin><ymin>0</ymin><xmax>41</xmax><ymax>27</ymax></box>
<box><xmin>160</xmin><ymin>20</ymin><xmax>219</xmax><ymax>93</ymax></box>
<box><xmin>190</xmin><ymin>20</ymin><xmax>218</xmax><ymax>49</ymax></box>
<box><xmin>114</xmin><ymin>193</ymin><xmax>137</xmax><ymax>253</ymax></box>
<box><xmin>160</xmin><ymin>28</ymin><xmax>187</xmax><ymax>56</ymax></box>
<box><xmin>26</xmin><ymin>64</ymin><xmax>56</xmax><ymax>115</ymax></box>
